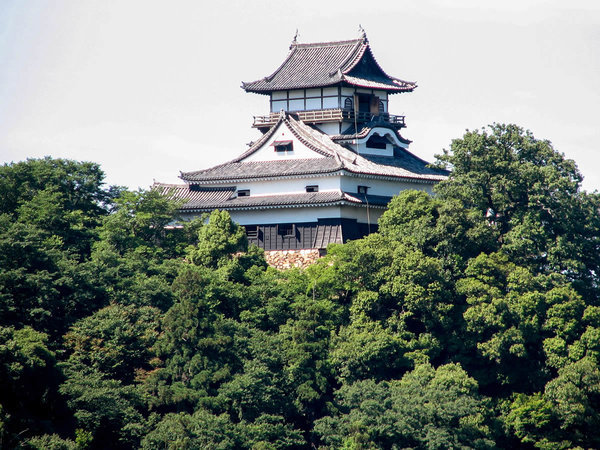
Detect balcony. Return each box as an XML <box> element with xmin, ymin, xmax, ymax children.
<box><xmin>252</xmin><ymin>108</ymin><xmax>406</xmax><ymax>130</ymax></box>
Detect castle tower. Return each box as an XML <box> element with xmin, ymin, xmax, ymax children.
<box><xmin>155</xmin><ymin>30</ymin><xmax>447</xmax><ymax>267</ymax></box>
<box><xmin>243</xmin><ymin>29</ymin><xmax>416</xmax><ymax>156</ymax></box>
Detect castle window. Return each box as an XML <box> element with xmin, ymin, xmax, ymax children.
<box><xmin>378</xmin><ymin>100</ymin><xmax>385</xmax><ymax>114</ymax></box>
<box><xmin>306</xmin><ymin>185</ymin><xmax>319</xmax><ymax>193</ymax></box>
<box><xmin>273</xmin><ymin>140</ymin><xmax>293</xmax><ymax>152</ymax></box>
<box><xmin>237</xmin><ymin>189</ymin><xmax>250</xmax><ymax>197</ymax></box>
<box><xmin>357</xmin><ymin>185</ymin><xmax>369</xmax><ymax>194</ymax></box>
<box><xmin>245</xmin><ymin>225</ymin><xmax>258</xmax><ymax>239</ymax></box>
<box><xmin>344</xmin><ymin>97</ymin><xmax>353</xmax><ymax>110</ymax></box>
<box><xmin>278</xmin><ymin>223</ymin><xmax>295</xmax><ymax>237</ymax></box>
<box><xmin>366</xmin><ymin>135</ymin><xmax>387</xmax><ymax>149</ymax></box>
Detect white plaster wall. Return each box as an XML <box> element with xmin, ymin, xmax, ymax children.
<box><xmin>180</xmin><ymin>205</ymin><xmax>379</xmax><ymax>227</ymax></box>
<box><xmin>315</xmin><ymin>122</ymin><xmax>340</xmax><ymax>135</ymax></box>
<box><xmin>243</xmin><ymin>122</ymin><xmax>324</xmax><ymax>162</ymax></box>
<box><xmin>235</xmin><ymin>176</ymin><xmax>341</xmax><ymax>196</ymax></box>
<box><xmin>340</xmin><ymin>175</ymin><xmax>435</xmax><ymax>197</ymax></box>
<box><xmin>355</xmin><ymin>128</ymin><xmax>409</xmax><ymax>156</ymax></box>
<box><xmin>323</xmin><ymin>96</ymin><xmax>339</xmax><ymax>109</ymax></box>
<box><xmin>289</xmin><ymin>99</ymin><xmax>304</xmax><ymax>111</ymax></box>
<box><xmin>272</xmin><ymin>91</ymin><xmax>287</xmax><ymax>100</ymax></box>
<box><xmin>229</xmin><ymin>206</ymin><xmax>343</xmax><ymax>225</ymax></box>
<box><xmin>271</xmin><ymin>100</ymin><xmax>287</xmax><ymax>112</ymax></box>
<box><xmin>306</xmin><ymin>97</ymin><xmax>321</xmax><ymax>110</ymax></box>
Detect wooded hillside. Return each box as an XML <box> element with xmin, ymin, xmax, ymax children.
<box><xmin>1</xmin><ymin>124</ymin><xmax>599</xmax><ymax>449</ymax></box>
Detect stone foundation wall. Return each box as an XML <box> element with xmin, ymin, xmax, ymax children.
<box><xmin>264</xmin><ymin>249</ymin><xmax>322</xmax><ymax>270</ymax></box>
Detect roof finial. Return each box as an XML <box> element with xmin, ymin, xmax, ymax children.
<box><xmin>358</xmin><ymin>24</ymin><xmax>367</xmax><ymax>42</ymax></box>
<box><xmin>291</xmin><ymin>29</ymin><xmax>299</xmax><ymax>48</ymax></box>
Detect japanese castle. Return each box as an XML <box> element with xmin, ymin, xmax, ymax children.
<box><xmin>156</xmin><ymin>29</ymin><xmax>447</xmax><ymax>263</ymax></box>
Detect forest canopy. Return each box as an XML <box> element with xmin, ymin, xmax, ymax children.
<box><xmin>1</xmin><ymin>124</ymin><xmax>599</xmax><ymax>449</ymax></box>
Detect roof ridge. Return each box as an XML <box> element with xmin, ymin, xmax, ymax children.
<box><xmin>344</xmin><ymin>45</ymin><xmax>417</xmax><ymax>88</ymax></box>
<box><xmin>152</xmin><ymin>181</ymin><xmax>187</xmax><ymax>188</ymax></box>
<box><xmin>292</xmin><ymin>38</ymin><xmax>363</xmax><ymax>48</ymax></box>
<box><xmin>181</xmin><ymin>115</ymin><xmax>285</xmax><ymax>180</ymax></box>
<box><xmin>338</xmin><ymin>40</ymin><xmax>368</xmax><ymax>74</ymax></box>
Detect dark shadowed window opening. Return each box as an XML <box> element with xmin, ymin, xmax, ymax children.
<box><xmin>273</xmin><ymin>140</ymin><xmax>293</xmax><ymax>152</ymax></box>
<box><xmin>237</xmin><ymin>189</ymin><xmax>250</xmax><ymax>197</ymax></box>
<box><xmin>357</xmin><ymin>185</ymin><xmax>369</xmax><ymax>194</ymax></box>
<box><xmin>344</xmin><ymin>97</ymin><xmax>353</xmax><ymax>110</ymax></box>
<box><xmin>306</xmin><ymin>185</ymin><xmax>319</xmax><ymax>193</ymax></box>
<box><xmin>366</xmin><ymin>135</ymin><xmax>387</xmax><ymax>149</ymax></box>
<box><xmin>278</xmin><ymin>223</ymin><xmax>295</xmax><ymax>237</ymax></box>
<box><xmin>245</xmin><ymin>225</ymin><xmax>258</xmax><ymax>238</ymax></box>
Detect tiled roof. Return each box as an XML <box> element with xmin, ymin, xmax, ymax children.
<box><xmin>182</xmin><ymin>158</ymin><xmax>343</xmax><ymax>183</ymax></box>
<box><xmin>242</xmin><ymin>36</ymin><xmax>415</xmax><ymax>94</ymax></box>
<box><xmin>153</xmin><ymin>183</ymin><xmax>392</xmax><ymax>212</ymax></box>
<box><xmin>180</xmin><ymin>113</ymin><xmax>448</xmax><ymax>184</ymax></box>
<box><xmin>153</xmin><ymin>184</ymin><xmax>236</xmax><ymax>207</ymax></box>
<box><xmin>331</xmin><ymin>124</ymin><xmax>412</xmax><ymax>144</ymax></box>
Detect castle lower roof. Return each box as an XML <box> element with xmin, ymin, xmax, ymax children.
<box><xmin>180</xmin><ymin>112</ymin><xmax>448</xmax><ymax>184</ymax></box>
<box><xmin>153</xmin><ymin>183</ymin><xmax>392</xmax><ymax>212</ymax></box>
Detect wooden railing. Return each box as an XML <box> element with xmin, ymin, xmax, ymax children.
<box><xmin>252</xmin><ymin>109</ymin><xmax>405</xmax><ymax>128</ymax></box>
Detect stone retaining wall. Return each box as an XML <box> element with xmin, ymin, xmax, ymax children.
<box><xmin>264</xmin><ymin>249</ymin><xmax>322</xmax><ymax>269</ymax></box>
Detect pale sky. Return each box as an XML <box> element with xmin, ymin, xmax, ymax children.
<box><xmin>1</xmin><ymin>0</ymin><xmax>599</xmax><ymax>192</ymax></box>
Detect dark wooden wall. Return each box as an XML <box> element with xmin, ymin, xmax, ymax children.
<box><xmin>244</xmin><ymin>218</ymin><xmax>378</xmax><ymax>251</ymax></box>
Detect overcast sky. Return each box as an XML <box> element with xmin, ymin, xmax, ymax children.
<box><xmin>1</xmin><ymin>0</ymin><xmax>599</xmax><ymax>192</ymax></box>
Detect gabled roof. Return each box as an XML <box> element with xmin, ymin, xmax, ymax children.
<box><xmin>242</xmin><ymin>33</ymin><xmax>416</xmax><ymax>94</ymax></box>
<box><xmin>180</xmin><ymin>112</ymin><xmax>448</xmax><ymax>184</ymax></box>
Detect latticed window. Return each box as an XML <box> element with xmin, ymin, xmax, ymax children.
<box><xmin>344</xmin><ymin>97</ymin><xmax>353</xmax><ymax>110</ymax></box>
<box><xmin>378</xmin><ymin>101</ymin><xmax>385</xmax><ymax>114</ymax></box>
<box><xmin>273</xmin><ymin>140</ymin><xmax>293</xmax><ymax>152</ymax></box>
<box><xmin>245</xmin><ymin>225</ymin><xmax>258</xmax><ymax>238</ymax></box>
<box><xmin>278</xmin><ymin>223</ymin><xmax>295</xmax><ymax>237</ymax></box>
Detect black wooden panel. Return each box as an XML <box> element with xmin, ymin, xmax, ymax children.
<box><xmin>242</xmin><ymin>220</ymin><xmax>375</xmax><ymax>251</ymax></box>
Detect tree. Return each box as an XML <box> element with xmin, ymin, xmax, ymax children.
<box><xmin>62</xmin><ymin>304</ymin><xmax>161</xmax><ymax>385</ymax></box>
<box><xmin>314</xmin><ymin>363</ymin><xmax>493</xmax><ymax>449</ymax></box>
<box><xmin>0</xmin><ymin>326</ymin><xmax>64</xmax><ymax>447</ymax></box>
<box><xmin>0</xmin><ymin>157</ymin><xmax>119</xmax><ymax>257</ymax></box>
<box><xmin>187</xmin><ymin>210</ymin><xmax>248</xmax><ymax>269</ymax></box>
<box><xmin>435</xmin><ymin>124</ymin><xmax>600</xmax><ymax>297</ymax></box>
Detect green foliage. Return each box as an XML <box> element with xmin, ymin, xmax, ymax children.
<box><xmin>62</xmin><ymin>304</ymin><xmax>160</xmax><ymax>384</ymax></box>
<box><xmin>436</xmin><ymin>123</ymin><xmax>600</xmax><ymax>294</ymax></box>
<box><xmin>0</xmin><ymin>326</ymin><xmax>65</xmax><ymax>447</ymax></box>
<box><xmin>188</xmin><ymin>210</ymin><xmax>248</xmax><ymax>268</ymax></box>
<box><xmin>141</xmin><ymin>409</ymin><xmax>284</xmax><ymax>450</ymax></box>
<box><xmin>314</xmin><ymin>363</ymin><xmax>493</xmax><ymax>449</ymax></box>
<box><xmin>59</xmin><ymin>367</ymin><xmax>148</xmax><ymax>449</ymax></box>
<box><xmin>2</xmin><ymin>126</ymin><xmax>599</xmax><ymax>449</ymax></box>
<box><xmin>23</xmin><ymin>433</ymin><xmax>78</xmax><ymax>449</ymax></box>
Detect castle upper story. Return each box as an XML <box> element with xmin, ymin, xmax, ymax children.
<box><xmin>242</xmin><ymin>29</ymin><xmax>416</xmax><ymax>139</ymax></box>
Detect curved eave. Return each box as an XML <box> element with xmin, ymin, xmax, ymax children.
<box><xmin>342</xmin><ymin>46</ymin><xmax>417</xmax><ymax>93</ymax></box>
<box><xmin>341</xmin><ymin>78</ymin><xmax>416</xmax><ymax>93</ymax></box>
<box><xmin>243</xmin><ymin>78</ymin><xmax>415</xmax><ymax>95</ymax></box>
<box><xmin>181</xmin><ymin>168</ymin><xmax>445</xmax><ymax>186</ymax></box>
<box><xmin>182</xmin><ymin>170</ymin><xmax>345</xmax><ymax>185</ymax></box>
<box><xmin>179</xmin><ymin>199</ymin><xmax>388</xmax><ymax>213</ymax></box>
<box><xmin>340</xmin><ymin>169</ymin><xmax>447</xmax><ymax>184</ymax></box>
